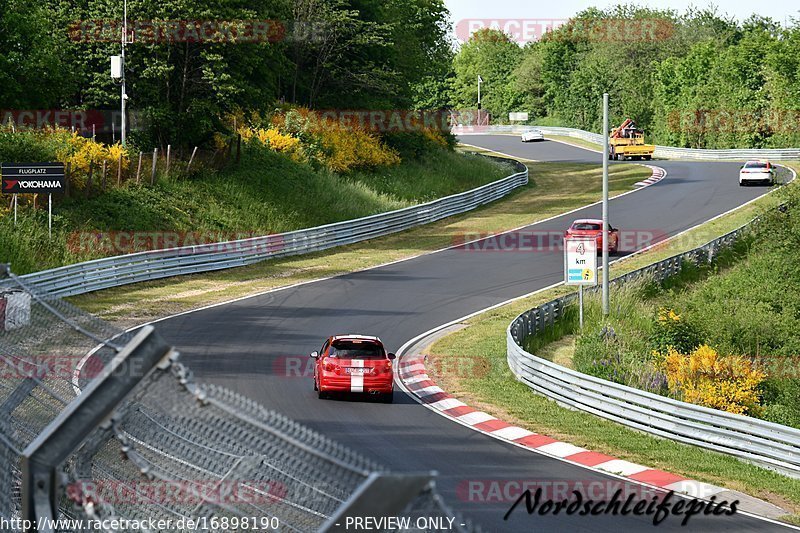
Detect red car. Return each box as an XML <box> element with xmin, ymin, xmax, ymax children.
<box><xmin>565</xmin><ymin>219</ymin><xmax>619</xmax><ymax>254</ymax></box>
<box><xmin>311</xmin><ymin>335</ymin><xmax>396</xmax><ymax>403</ymax></box>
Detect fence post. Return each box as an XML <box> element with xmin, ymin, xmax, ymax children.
<box><xmin>166</xmin><ymin>144</ymin><xmax>171</xmax><ymax>177</ymax></box>
<box><xmin>21</xmin><ymin>326</ymin><xmax>174</xmax><ymax>533</ymax></box>
<box><xmin>116</xmin><ymin>153</ymin><xmax>123</xmax><ymax>186</ymax></box>
<box><xmin>136</xmin><ymin>152</ymin><xmax>143</xmax><ymax>184</ymax></box>
<box><xmin>64</xmin><ymin>163</ymin><xmax>71</xmax><ymax>198</ymax></box>
<box><xmin>101</xmin><ymin>160</ymin><xmax>107</xmax><ymax>191</ymax></box>
<box><xmin>84</xmin><ymin>160</ymin><xmax>94</xmax><ymax>200</ymax></box>
<box><xmin>187</xmin><ymin>146</ymin><xmax>198</xmax><ymax>173</ymax></box>
<box><xmin>151</xmin><ymin>148</ymin><xmax>158</xmax><ymax>185</ymax></box>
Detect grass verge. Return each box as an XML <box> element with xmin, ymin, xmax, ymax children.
<box><xmin>68</xmin><ymin>154</ymin><xmax>650</xmax><ymax>328</ymax></box>
<box><xmin>425</xmin><ymin>164</ymin><xmax>800</xmax><ymax>519</ymax></box>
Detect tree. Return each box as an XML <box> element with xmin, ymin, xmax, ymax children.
<box><xmin>451</xmin><ymin>29</ymin><xmax>523</xmax><ymax>121</ymax></box>
<box><xmin>0</xmin><ymin>0</ymin><xmax>76</xmax><ymax>109</ymax></box>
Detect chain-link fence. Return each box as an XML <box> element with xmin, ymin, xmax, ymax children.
<box><xmin>0</xmin><ymin>266</ymin><xmax>478</xmax><ymax>532</ymax></box>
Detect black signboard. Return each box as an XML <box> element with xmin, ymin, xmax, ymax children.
<box><xmin>1</xmin><ymin>163</ymin><xmax>65</xmax><ymax>194</ymax></box>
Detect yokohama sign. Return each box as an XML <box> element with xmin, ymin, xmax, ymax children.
<box><xmin>1</xmin><ymin>163</ymin><xmax>65</xmax><ymax>193</ymax></box>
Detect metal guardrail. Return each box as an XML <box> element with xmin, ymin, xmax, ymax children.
<box><xmin>19</xmin><ymin>159</ymin><xmax>527</xmax><ymax>298</ymax></box>
<box><xmin>506</xmin><ymin>212</ymin><xmax>800</xmax><ymax>478</ymax></box>
<box><xmin>455</xmin><ymin>125</ymin><xmax>800</xmax><ymax>160</ymax></box>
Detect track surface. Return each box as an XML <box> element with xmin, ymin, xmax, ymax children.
<box><xmin>154</xmin><ymin>137</ymin><xmax>788</xmax><ymax>531</ymax></box>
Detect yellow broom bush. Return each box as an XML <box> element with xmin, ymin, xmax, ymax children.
<box><xmin>241</xmin><ymin>108</ymin><xmax>401</xmax><ymax>173</ymax></box>
<box><xmin>238</xmin><ymin>126</ymin><xmax>302</xmax><ymax>160</ymax></box>
<box><xmin>44</xmin><ymin>130</ymin><xmax>130</xmax><ymax>189</ymax></box>
<box><xmin>317</xmin><ymin>128</ymin><xmax>400</xmax><ymax>173</ymax></box>
<box><xmin>664</xmin><ymin>344</ymin><xmax>765</xmax><ymax>415</ymax></box>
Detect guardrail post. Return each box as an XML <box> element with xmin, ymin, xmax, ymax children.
<box><xmin>21</xmin><ymin>326</ymin><xmax>174</xmax><ymax>532</ymax></box>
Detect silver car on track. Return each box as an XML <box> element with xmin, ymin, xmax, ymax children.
<box><xmin>521</xmin><ymin>129</ymin><xmax>544</xmax><ymax>142</ymax></box>
<box><xmin>739</xmin><ymin>160</ymin><xmax>775</xmax><ymax>186</ymax></box>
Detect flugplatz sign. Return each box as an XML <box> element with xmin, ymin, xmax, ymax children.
<box><xmin>1</xmin><ymin>163</ymin><xmax>65</xmax><ymax>194</ymax></box>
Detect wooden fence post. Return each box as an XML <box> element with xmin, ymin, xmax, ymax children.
<box><xmin>117</xmin><ymin>153</ymin><xmax>123</xmax><ymax>186</ymax></box>
<box><xmin>136</xmin><ymin>152</ymin><xmax>143</xmax><ymax>184</ymax></box>
<box><xmin>85</xmin><ymin>160</ymin><xmax>95</xmax><ymax>199</ymax></box>
<box><xmin>186</xmin><ymin>146</ymin><xmax>198</xmax><ymax>173</ymax></box>
<box><xmin>101</xmin><ymin>160</ymin><xmax>107</xmax><ymax>191</ymax></box>
<box><xmin>151</xmin><ymin>148</ymin><xmax>158</xmax><ymax>185</ymax></box>
<box><xmin>166</xmin><ymin>144</ymin><xmax>171</xmax><ymax>177</ymax></box>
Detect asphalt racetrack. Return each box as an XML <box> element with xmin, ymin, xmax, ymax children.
<box><xmin>152</xmin><ymin>136</ymin><xmax>789</xmax><ymax>531</ymax></box>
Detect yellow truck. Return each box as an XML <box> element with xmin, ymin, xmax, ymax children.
<box><xmin>608</xmin><ymin>119</ymin><xmax>655</xmax><ymax>161</ymax></box>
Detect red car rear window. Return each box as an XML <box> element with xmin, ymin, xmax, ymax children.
<box><xmin>329</xmin><ymin>341</ymin><xmax>385</xmax><ymax>359</ymax></box>
<box><xmin>572</xmin><ymin>223</ymin><xmax>602</xmax><ymax>231</ymax></box>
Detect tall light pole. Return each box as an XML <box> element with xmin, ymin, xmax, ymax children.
<box><xmin>477</xmin><ymin>75</ymin><xmax>483</xmax><ymax>125</ymax></box>
<box><xmin>120</xmin><ymin>0</ymin><xmax>128</xmax><ymax>147</ymax></box>
<box><xmin>602</xmin><ymin>93</ymin><xmax>610</xmax><ymax>316</ymax></box>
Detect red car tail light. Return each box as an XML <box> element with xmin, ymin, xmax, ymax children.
<box><xmin>323</xmin><ymin>361</ymin><xmax>340</xmax><ymax>373</ymax></box>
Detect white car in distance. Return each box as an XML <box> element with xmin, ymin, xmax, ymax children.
<box><xmin>521</xmin><ymin>129</ymin><xmax>544</xmax><ymax>142</ymax></box>
<box><xmin>739</xmin><ymin>160</ymin><xmax>775</xmax><ymax>186</ymax></box>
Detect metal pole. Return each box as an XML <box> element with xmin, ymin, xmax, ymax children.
<box><xmin>477</xmin><ymin>75</ymin><xmax>482</xmax><ymax>126</ymax></box>
<box><xmin>602</xmin><ymin>93</ymin><xmax>610</xmax><ymax>316</ymax></box>
<box><xmin>120</xmin><ymin>0</ymin><xmax>127</xmax><ymax>148</ymax></box>
<box><xmin>13</xmin><ymin>194</ymin><xmax>17</xmax><ymax>226</ymax></box>
<box><xmin>579</xmin><ymin>285</ymin><xmax>584</xmax><ymax>330</ymax></box>
<box><xmin>48</xmin><ymin>194</ymin><xmax>52</xmax><ymax>239</ymax></box>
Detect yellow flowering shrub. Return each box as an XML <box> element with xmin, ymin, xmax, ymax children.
<box><xmin>240</xmin><ymin>109</ymin><xmax>400</xmax><ymax>173</ymax></box>
<box><xmin>421</xmin><ymin>127</ymin><xmax>451</xmax><ymax>148</ymax></box>
<box><xmin>212</xmin><ymin>132</ymin><xmax>230</xmax><ymax>151</ymax></box>
<box><xmin>238</xmin><ymin>126</ymin><xmax>301</xmax><ymax>160</ymax></box>
<box><xmin>50</xmin><ymin>130</ymin><xmax>129</xmax><ymax>189</ymax></box>
<box><xmin>257</xmin><ymin>129</ymin><xmax>301</xmax><ymax>153</ymax></box>
<box><xmin>318</xmin><ymin>128</ymin><xmax>400</xmax><ymax>173</ymax></box>
<box><xmin>649</xmin><ymin>307</ymin><xmax>702</xmax><ymax>359</ymax></box>
<box><xmin>664</xmin><ymin>345</ymin><xmax>765</xmax><ymax>415</ymax></box>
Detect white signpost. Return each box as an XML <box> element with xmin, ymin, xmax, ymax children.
<box><xmin>564</xmin><ymin>237</ymin><xmax>598</xmax><ymax>329</ymax></box>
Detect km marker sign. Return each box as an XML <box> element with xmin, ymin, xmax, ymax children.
<box><xmin>564</xmin><ymin>236</ymin><xmax>598</xmax><ymax>330</ymax></box>
<box><xmin>2</xmin><ymin>162</ymin><xmax>65</xmax><ymax>238</ymax></box>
